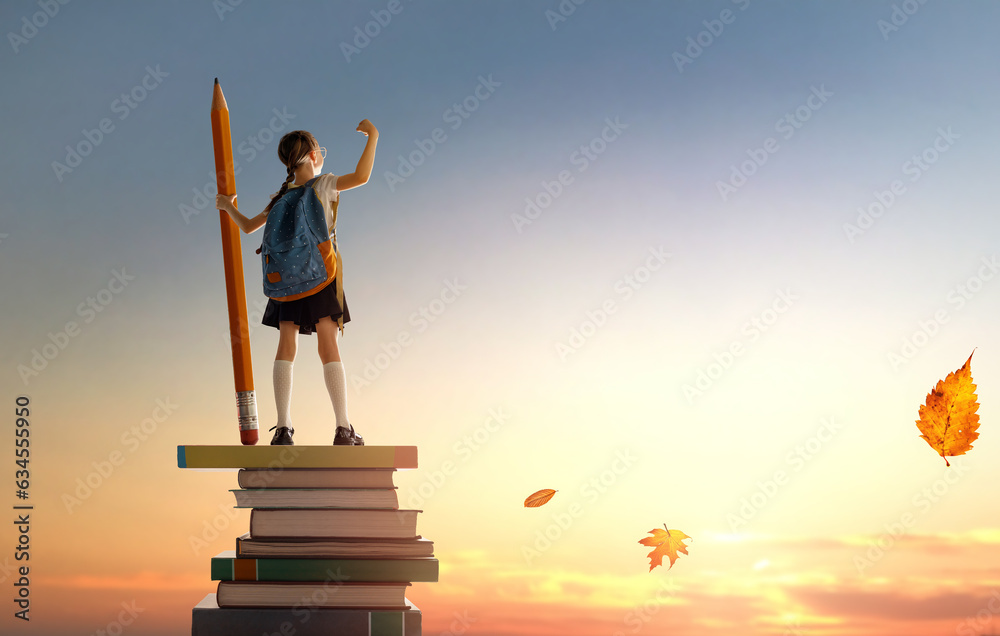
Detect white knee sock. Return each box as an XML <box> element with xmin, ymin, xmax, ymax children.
<box><xmin>273</xmin><ymin>360</ymin><xmax>293</xmax><ymax>429</ymax></box>
<box><xmin>323</xmin><ymin>361</ymin><xmax>350</xmax><ymax>430</ymax></box>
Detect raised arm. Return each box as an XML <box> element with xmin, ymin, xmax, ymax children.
<box><xmin>216</xmin><ymin>194</ymin><xmax>268</xmax><ymax>233</ymax></box>
<box><xmin>335</xmin><ymin>119</ymin><xmax>379</xmax><ymax>192</ymax></box>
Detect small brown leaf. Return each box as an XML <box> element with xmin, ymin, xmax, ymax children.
<box><xmin>524</xmin><ymin>489</ymin><xmax>557</xmax><ymax>508</ymax></box>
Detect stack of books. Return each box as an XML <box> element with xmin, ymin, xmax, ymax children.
<box><xmin>177</xmin><ymin>444</ymin><xmax>433</xmax><ymax>636</ymax></box>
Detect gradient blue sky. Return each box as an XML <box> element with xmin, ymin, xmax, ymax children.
<box><xmin>3</xmin><ymin>2</ymin><xmax>1000</xmax><ymax>635</ymax></box>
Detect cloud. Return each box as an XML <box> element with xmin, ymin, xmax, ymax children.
<box><xmin>37</xmin><ymin>570</ymin><xmax>202</xmax><ymax>590</ymax></box>
<box><xmin>792</xmin><ymin>584</ymin><xmax>1000</xmax><ymax>622</ymax></box>
<box><xmin>707</xmin><ymin>528</ymin><xmax>1000</xmax><ymax>553</ymax></box>
<box><xmin>417</xmin><ymin>532</ymin><xmax>1000</xmax><ymax>636</ymax></box>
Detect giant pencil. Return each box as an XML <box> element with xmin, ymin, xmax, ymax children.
<box><xmin>211</xmin><ymin>78</ymin><xmax>258</xmax><ymax>445</ymax></box>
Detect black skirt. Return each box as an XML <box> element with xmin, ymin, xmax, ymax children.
<box><xmin>261</xmin><ymin>279</ymin><xmax>350</xmax><ymax>335</ymax></box>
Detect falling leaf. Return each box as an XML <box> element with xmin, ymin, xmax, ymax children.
<box><xmin>524</xmin><ymin>489</ymin><xmax>557</xmax><ymax>508</ymax></box>
<box><xmin>916</xmin><ymin>351</ymin><xmax>981</xmax><ymax>467</ymax></box>
<box><xmin>639</xmin><ymin>524</ymin><xmax>691</xmax><ymax>571</ymax></box>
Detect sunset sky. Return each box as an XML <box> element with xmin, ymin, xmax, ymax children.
<box><xmin>2</xmin><ymin>1</ymin><xmax>1000</xmax><ymax>634</ymax></box>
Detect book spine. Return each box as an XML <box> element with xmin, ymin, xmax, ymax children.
<box><xmin>216</xmin><ymin>580</ymin><xmax>410</xmax><ymax>610</ymax></box>
<box><xmin>249</xmin><ymin>509</ymin><xmax>418</xmax><ymax>539</ymax></box>
<box><xmin>192</xmin><ymin>593</ymin><xmax>421</xmax><ymax>636</ymax></box>
<box><xmin>237</xmin><ymin>468</ymin><xmax>398</xmax><ymax>489</ymax></box>
<box><xmin>176</xmin><ymin>445</ymin><xmax>418</xmax><ymax>469</ymax></box>
<box><xmin>231</xmin><ymin>488</ymin><xmax>399</xmax><ymax>509</ymax></box>
<box><xmin>211</xmin><ymin>557</ymin><xmax>439</xmax><ymax>582</ymax></box>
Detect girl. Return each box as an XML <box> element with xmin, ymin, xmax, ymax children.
<box><xmin>216</xmin><ymin>121</ymin><xmax>379</xmax><ymax>446</ymax></box>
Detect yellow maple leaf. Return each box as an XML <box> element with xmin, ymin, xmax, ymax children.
<box><xmin>916</xmin><ymin>351</ymin><xmax>981</xmax><ymax>467</ymax></box>
<box><xmin>638</xmin><ymin>524</ymin><xmax>691</xmax><ymax>571</ymax></box>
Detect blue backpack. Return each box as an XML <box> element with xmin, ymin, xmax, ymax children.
<box><xmin>257</xmin><ymin>176</ymin><xmax>339</xmax><ymax>302</ymax></box>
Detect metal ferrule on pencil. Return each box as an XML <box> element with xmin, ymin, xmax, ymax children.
<box><xmin>236</xmin><ymin>391</ymin><xmax>258</xmax><ymax>432</ymax></box>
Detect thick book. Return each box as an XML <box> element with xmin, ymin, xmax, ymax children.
<box><xmin>177</xmin><ymin>445</ymin><xmax>417</xmax><ymax>469</ymax></box>
<box><xmin>192</xmin><ymin>593</ymin><xmax>421</xmax><ymax>636</ymax></box>
<box><xmin>250</xmin><ymin>508</ymin><xmax>420</xmax><ymax>539</ymax></box>
<box><xmin>211</xmin><ymin>550</ymin><xmax>439</xmax><ymax>582</ymax></box>
<box><xmin>237</xmin><ymin>532</ymin><xmax>435</xmax><ymax>558</ymax></box>
<box><xmin>232</xmin><ymin>488</ymin><xmax>399</xmax><ymax>509</ymax></box>
<box><xmin>216</xmin><ymin>580</ymin><xmax>410</xmax><ymax>609</ymax></box>
<box><xmin>239</xmin><ymin>467</ymin><xmax>397</xmax><ymax>489</ymax></box>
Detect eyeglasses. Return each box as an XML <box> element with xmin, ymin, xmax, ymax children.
<box><xmin>296</xmin><ymin>147</ymin><xmax>327</xmax><ymax>165</ymax></box>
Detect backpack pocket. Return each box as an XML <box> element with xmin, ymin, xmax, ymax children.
<box><xmin>261</xmin><ymin>232</ymin><xmax>325</xmax><ymax>294</ymax></box>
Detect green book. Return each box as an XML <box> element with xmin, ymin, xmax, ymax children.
<box><xmin>211</xmin><ymin>550</ymin><xmax>439</xmax><ymax>582</ymax></box>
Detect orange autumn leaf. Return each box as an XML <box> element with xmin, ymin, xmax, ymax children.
<box><xmin>638</xmin><ymin>524</ymin><xmax>691</xmax><ymax>571</ymax></box>
<box><xmin>916</xmin><ymin>351</ymin><xmax>981</xmax><ymax>467</ymax></box>
<box><xmin>524</xmin><ymin>489</ymin><xmax>557</xmax><ymax>508</ymax></box>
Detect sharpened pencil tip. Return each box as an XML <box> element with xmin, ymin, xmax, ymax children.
<box><xmin>215</xmin><ymin>77</ymin><xmax>219</xmax><ymax>84</ymax></box>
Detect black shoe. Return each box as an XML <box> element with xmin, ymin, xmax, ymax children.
<box><xmin>349</xmin><ymin>424</ymin><xmax>364</xmax><ymax>446</ymax></box>
<box><xmin>333</xmin><ymin>423</ymin><xmax>364</xmax><ymax>446</ymax></box>
<box><xmin>269</xmin><ymin>425</ymin><xmax>294</xmax><ymax>445</ymax></box>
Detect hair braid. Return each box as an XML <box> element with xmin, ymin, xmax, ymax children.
<box><xmin>264</xmin><ymin>130</ymin><xmax>320</xmax><ymax>213</ymax></box>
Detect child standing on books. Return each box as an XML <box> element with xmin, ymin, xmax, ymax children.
<box><xmin>216</xmin><ymin>122</ymin><xmax>378</xmax><ymax>446</ymax></box>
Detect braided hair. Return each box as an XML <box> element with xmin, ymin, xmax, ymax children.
<box><xmin>264</xmin><ymin>130</ymin><xmax>321</xmax><ymax>213</ymax></box>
